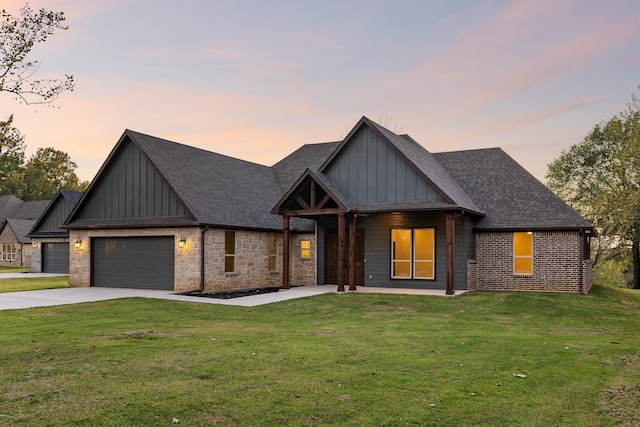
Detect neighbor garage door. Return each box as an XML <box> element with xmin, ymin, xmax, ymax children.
<box><xmin>92</xmin><ymin>237</ymin><xmax>174</xmax><ymax>290</ymax></box>
<box><xmin>42</xmin><ymin>243</ymin><xmax>70</xmax><ymax>274</ymax></box>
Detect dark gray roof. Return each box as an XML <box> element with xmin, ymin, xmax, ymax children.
<box><xmin>129</xmin><ymin>131</ymin><xmax>311</xmax><ymax>231</ymax></box>
<box><xmin>434</xmin><ymin>148</ymin><xmax>593</xmax><ymax>230</ymax></box>
<box><xmin>5</xmin><ymin>218</ymin><xmax>36</xmax><ymax>243</ymax></box>
<box><xmin>272</xmin><ymin>142</ymin><xmax>339</xmax><ymax>191</ymax></box>
<box><xmin>9</xmin><ymin>200</ymin><xmax>49</xmax><ymax>220</ymax></box>
<box><xmin>60</xmin><ymin>189</ymin><xmax>83</xmax><ymax>206</ymax></box>
<box><xmin>0</xmin><ymin>195</ymin><xmax>22</xmax><ymax>223</ymax></box>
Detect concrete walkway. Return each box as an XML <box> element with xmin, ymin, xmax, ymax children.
<box><xmin>0</xmin><ymin>273</ymin><xmax>465</xmax><ymax>310</ymax></box>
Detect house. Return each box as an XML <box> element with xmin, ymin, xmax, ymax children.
<box><xmin>63</xmin><ymin>117</ymin><xmax>593</xmax><ymax>293</ymax></box>
<box><xmin>0</xmin><ymin>199</ymin><xmax>50</xmax><ymax>267</ymax></box>
<box><xmin>28</xmin><ymin>189</ymin><xmax>83</xmax><ymax>273</ymax></box>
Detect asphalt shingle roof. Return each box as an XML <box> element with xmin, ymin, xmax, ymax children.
<box><xmin>0</xmin><ymin>195</ymin><xmax>22</xmax><ymax>223</ymax></box>
<box><xmin>10</xmin><ymin>200</ymin><xmax>50</xmax><ymax>220</ymax></box>
<box><xmin>6</xmin><ymin>218</ymin><xmax>36</xmax><ymax>243</ymax></box>
<box><xmin>434</xmin><ymin>148</ymin><xmax>593</xmax><ymax>230</ymax></box>
<box><xmin>129</xmin><ymin>131</ymin><xmax>312</xmax><ymax>231</ymax></box>
<box><xmin>66</xmin><ymin>119</ymin><xmax>591</xmax><ymax>233</ymax></box>
<box><xmin>272</xmin><ymin>142</ymin><xmax>339</xmax><ymax>191</ymax></box>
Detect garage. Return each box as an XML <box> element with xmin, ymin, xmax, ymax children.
<box><xmin>42</xmin><ymin>243</ymin><xmax>70</xmax><ymax>274</ymax></box>
<box><xmin>92</xmin><ymin>237</ymin><xmax>174</xmax><ymax>290</ymax></box>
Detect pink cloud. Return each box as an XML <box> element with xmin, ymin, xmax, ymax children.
<box><xmin>386</xmin><ymin>0</ymin><xmax>640</xmax><ymax>125</ymax></box>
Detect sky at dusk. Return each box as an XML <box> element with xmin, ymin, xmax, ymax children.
<box><xmin>1</xmin><ymin>0</ymin><xmax>639</xmax><ymax>183</ymax></box>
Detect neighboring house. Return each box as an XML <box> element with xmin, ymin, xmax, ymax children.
<box><xmin>0</xmin><ymin>199</ymin><xmax>50</xmax><ymax>267</ymax></box>
<box><xmin>28</xmin><ymin>189</ymin><xmax>83</xmax><ymax>273</ymax></box>
<box><xmin>63</xmin><ymin>117</ymin><xmax>593</xmax><ymax>294</ymax></box>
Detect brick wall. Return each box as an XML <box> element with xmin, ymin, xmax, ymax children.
<box><xmin>69</xmin><ymin>228</ymin><xmax>316</xmax><ymax>292</ymax></box>
<box><xmin>472</xmin><ymin>231</ymin><xmax>591</xmax><ymax>293</ymax></box>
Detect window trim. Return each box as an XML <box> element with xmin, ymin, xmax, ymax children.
<box><xmin>391</xmin><ymin>228</ymin><xmax>435</xmax><ymax>280</ymax></box>
<box><xmin>513</xmin><ymin>232</ymin><xmax>533</xmax><ymax>275</ymax></box>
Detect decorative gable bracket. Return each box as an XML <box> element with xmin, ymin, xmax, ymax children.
<box><xmin>272</xmin><ymin>169</ymin><xmax>350</xmax><ymax>217</ymax></box>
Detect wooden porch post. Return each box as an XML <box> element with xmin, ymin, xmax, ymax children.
<box><xmin>348</xmin><ymin>214</ymin><xmax>357</xmax><ymax>291</ymax></box>
<box><xmin>282</xmin><ymin>215</ymin><xmax>290</xmax><ymax>289</ymax></box>
<box><xmin>445</xmin><ymin>213</ymin><xmax>454</xmax><ymax>295</ymax></box>
<box><xmin>337</xmin><ymin>213</ymin><xmax>346</xmax><ymax>292</ymax></box>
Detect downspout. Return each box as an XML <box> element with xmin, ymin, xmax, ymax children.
<box><xmin>199</xmin><ymin>226</ymin><xmax>210</xmax><ymax>292</ymax></box>
<box><xmin>578</xmin><ymin>229</ymin><xmax>584</xmax><ymax>294</ymax></box>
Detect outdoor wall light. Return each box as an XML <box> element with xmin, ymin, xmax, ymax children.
<box><xmin>178</xmin><ymin>237</ymin><xmax>187</xmax><ymax>249</ymax></box>
<box><xmin>32</xmin><ymin>242</ymin><xmax>39</xmax><ymax>249</ymax></box>
<box><xmin>74</xmin><ymin>240</ymin><xmax>83</xmax><ymax>249</ymax></box>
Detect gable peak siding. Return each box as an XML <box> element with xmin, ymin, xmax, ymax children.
<box><xmin>76</xmin><ymin>140</ymin><xmax>187</xmax><ymax>221</ymax></box>
<box><xmin>324</xmin><ymin>126</ymin><xmax>444</xmax><ymax>204</ymax></box>
<box><xmin>31</xmin><ymin>197</ymin><xmax>71</xmax><ymax>234</ymax></box>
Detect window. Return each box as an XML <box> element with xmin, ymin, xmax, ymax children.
<box><xmin>513</xmin><ymin>232</ymin><xmax>533</xmax><ymax>275</ymax></box>
<box><xmin>268</xmin><ymin>234</ymin><xmax>277</xmax><ymax>270</ymax></box>
<box><xmin>391</xmin><ymin>228</ymin><xmax>435</xmax><ymax>279</ymax></box>
<box><xmin>1</xmin><ymin>244</ymin><xmax>16</xmax><ymax>262</ymax></box>
<box><xmin>225</xmin><ymin>231</ymin><xmax>235</xmax><ymax>273</ymax></box>
<box><xmin>300</xmin><ymin>240</ymin><xmax>311</xmax><ymax>259</ymax></box>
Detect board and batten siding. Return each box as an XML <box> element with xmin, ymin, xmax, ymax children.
<box><xmin>323</xmin><ymin>126</ymin><xmax>445</xmax><ymax>204</ymax></box>
<box><xmin>317</xmin><ymin>212</ymin><xmax>470</xmax><ymax>290</ymax></box>
<box><xmin>33</xmin><ymin>197</ymin><xmax>71</xmax><ymax>234</ymax></box>
<box><xmin>76</xmin><ymin>140</ymin><xmax>186</xmax><ymax>220</ymax></box>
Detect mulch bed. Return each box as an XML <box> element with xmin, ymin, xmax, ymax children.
<box><xmin>180</xmin><ymin>287</ymin><xmax>280</xmax><ymax>299</ymax></box>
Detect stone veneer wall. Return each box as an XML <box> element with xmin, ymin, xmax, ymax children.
<box><xmin>472</xmin><ymin>231</ymin><xmax>592</xmax><ymax>293</ymax></box>
<box><xmin>68</xmin><ymin>228</ymin><xmax>316</xmax><ymax>292</ymax></box>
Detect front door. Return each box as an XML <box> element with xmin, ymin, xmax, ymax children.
<box><xmin>325</xmin><ymin>231</ymin><xmax>364</xmax><ymax>285</ymax></box>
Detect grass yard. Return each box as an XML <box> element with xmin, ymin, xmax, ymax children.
<box><xmin>0</xmin><ymin>287</ymin><xmax>638</xmax><ymax>426</ymax></box>
<box><xmin>0</xmin><ymin>276</ymin><xmax>69</xmax><ymax>293</ymax></box>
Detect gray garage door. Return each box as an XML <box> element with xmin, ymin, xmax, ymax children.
<box><xmin>42</xmin><ymin>243</ymin><xmax>70</xmax><ymax>274</ymax></box>
<box><xmin>92</xmin><ymin>237</ymin><xmax>174</xmax><ymax>290</ymax></box>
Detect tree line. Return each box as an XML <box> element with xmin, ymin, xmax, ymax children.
<box><xmin>1</xmin><ymin>4</ymin><xmax>86</xmax><ymax>201</ymax></box>
<box><xmin>547</xmin><ymin>86</ymin><xmax>640</xmax><ymax>289</ymax></box>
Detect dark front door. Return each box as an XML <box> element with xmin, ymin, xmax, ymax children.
<box><xmin>325</xmin><ymin>231</ymin><xmax>364</xmax><ymax>285</ymax></box>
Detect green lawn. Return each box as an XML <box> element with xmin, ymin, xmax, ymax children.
<box><xmin>0</xmin><ymin>266</ymin><xmax>31</xmax><ymax>273</ymax></box>
<box><xmin>0</xmin><ymin>286</ymin><xmax>638</xmax><ymax>426</ymax></box>
<box><xmin>0</xmin><ymin>276</ymin><xmax>69</xmax><ymax>293</ymax></box>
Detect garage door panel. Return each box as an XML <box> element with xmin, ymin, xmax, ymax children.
<box><xmin>42</xmin><ymin>243</ymin><xmax>70</xmax><ymax>274</ymax></box>
<box><xmin>93</xmin><ymin>237</ymin><xmax>174</xmax><ymax>290</ymax></box>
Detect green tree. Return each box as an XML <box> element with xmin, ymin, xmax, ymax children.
<box><xmin>0</xmin><ymin>114</ymin><xmax>26</xmax><ymax>197</ymax></box>
<box><xmin>22</xmin><ymin>147</ymin><xmax>88</xmax><ymax>201</ymax></box>
<box><xmin>546</xmin><ymin>87</ymin><xmax>640</xmax><ymax>288</ymax></box>
<box><xmin>1</xmin><ymin>4</ymin><xmax>74</xmax><ymax>104</ymax></box>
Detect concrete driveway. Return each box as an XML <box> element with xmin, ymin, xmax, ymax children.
<box><xmin>0</xmin><ymin>273</ymin><xmax>463</xmax><ymax>310</ymax></box>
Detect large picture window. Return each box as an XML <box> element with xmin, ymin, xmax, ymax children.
<box><xmin>391</xmin><ymin>228</ymin><xmax>435</xmax><ymax>279</ymax></box>
<box><xmin>513</xmin><ymin>232</ymin><xmax>533</xmax><ymax>275</ymax></box>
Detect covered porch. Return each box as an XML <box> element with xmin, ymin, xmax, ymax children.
<box><xmin>273</xmin><ymin>169</ymin><xmax>470</xmax><ymax>295</ymax></box>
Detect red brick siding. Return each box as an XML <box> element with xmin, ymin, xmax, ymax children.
<box><xmin>472</xmin><ymin>231</ymin><xmax>591</xmax><ymax>293</ymax></box>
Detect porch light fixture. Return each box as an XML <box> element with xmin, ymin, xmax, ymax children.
<box><xmin>74</xmin><ymin>240</ymin><xmax>83</xmax><ymax>249</ymax></box>
<box><xmin>178</xmin><ymin>237</ymin><xmax>187</xmax><ymax>249</ymax></box>
<box><xmin>32</xmin><ymin>242</ymin><xmax>39</xmax><ymax>249</ymax></box>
